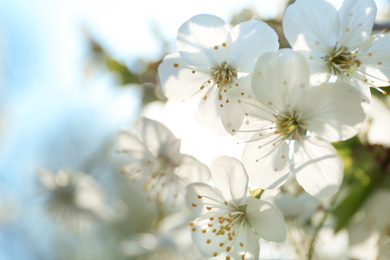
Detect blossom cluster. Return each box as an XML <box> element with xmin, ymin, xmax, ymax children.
<box><xmin>115</xmin><ymin>0</ymin><xmax>390</xmax><ymax>258</ymax></box>
<box><xmin>34</xmin><ymin>0</ymin><xmax>390</xmax><ymax>259</ymax></box>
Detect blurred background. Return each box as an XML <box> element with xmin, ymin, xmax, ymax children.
<box><xmin>0</xmin><ymin>0</ymin><xmax>390</xmax><ymax>259</ymax></box>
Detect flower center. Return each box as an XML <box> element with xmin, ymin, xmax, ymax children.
<box><xmin>213</xmin><ymin>62</ymin><xmax>237</xmax><ymax>88</ymax></box>
<box><xmin>190</xmin><ymin>194</ymin><xmax>248</xmax><ymax>259</ymax></box>
<box><xmin>274</xmin><ymin>111</ymin><xmax>306</xmax><ymax>140</ymax></box>
<box><xmin>172</xmin><ymin>43</ymin><xmax>246</xmax><ymax>106</ymax></box>
<box><xmin>213</xmin><ymin>61</ymin><xmax>239</xmax><ymax>104</ymax></box>
<box><xmin>322</xmin><ymin>46</ymin><xmax>361</xmax><ymax>77</ymax></box>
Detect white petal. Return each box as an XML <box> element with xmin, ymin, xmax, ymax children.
<box><xmin>283</xmin><ymin>0</ymin><xmax>340</xmax><ymax>52</ymax></box>
<box><xmin>210</xmin><ymin>156</ymin><xmax>248</xmax><ymax>205</ymax></box>
<box><xmin>360</xmin><ymin>96</ymin><xmax>390</xmax><ymax>148</ymax></box>
<box><xmin>251</xmin><ymin>49</ymin><xmax>310</xmax><ymax>112</ymax></box>
<box><xmin>293</xmin><ymin>137</ymin><xmax>343</xmax><ymax>197</ymax></box>
<box><xmin>220</xmin><ymin>76</ymin><xmax>254</xmax><ymax>135</ymax></box>
<box><xmin>300</xmin><ymin>82</ymin><xmax>365</xmax><ymax>142</ymax></box>
<box><xmin>297</xmin><ymin>193</ymin><xmax>322</xmax><ymax>221</ymax></box>
<box><xmin>158</xmin><ymin>53</ymin><xmax>212</xmax><ymax>101</ymax></box>
<box><xmin>177</xmin><ymin>14</ymin><xmax>229</xmax><ymax>67</ymax></box>
<box><xmin>306</xmin><ymin>55</ymin><xmax>332</xmax><ymax>85</ymax></box>
<box><xmin>221</xmin><ymin>74</ymin><xmax>277</xmax><ymax>140</ymax></box>
<box><xmin>359</xmin><ymin>34</ymin><xmax>390</xmax><ymax>87</ymax></box>
<box><xmin>186</xmin><ymin>183</ymin><xmax>224</xmax><ymax>215</ymax></box>
<box><xmin>246</xmin><ymin>197</ymin><xmax>287</xmax><ymax>242</ymax></box>
<box><xmin>194</xmin><ymin>87</ymin><xmax>229</xmax><ymax>135</ymax></box>
<box><xmin>140</xmin><ymin>118</ymin><xmax>180</xmax><ymax>156</ymax></box>
<box><xmin>117</xmin><ymin>130</ymin><xmax>149</xmax><ymax>160</ymax></box>
<box><xmin>242</xmin><ymin>134</ymin><xmax>290</xmax><ymax>189</ymax></box>
<box><xmin>267</xmin><ymin>192</ymin><xmax>304</xmax><ymax>219</ymax></box>
<box><xmin>232</xmin><ymin>225</ymin><xmax>260</xmax><ymax>260</ymax></box>
<box><xmin>176</xmin><ymin>155</ymin><xmax>211</xmax><ymax>183</ymax></box>
<box><xmin>191</xmin><ymin>221</ymin><xmax>225</xmax><ymax>258</ymax></box>
<box><xmin>227</xmin><ymin>20</ymin><xmax>279</xmax><ymax>72</ymax></box>
<box><xmin>338</xmin><ymin>0</ymin><xmax>377</xmax><ymax>49</ymax></box>
<box><xmin>340</xmin><ymin>76</ymin><xmax>372</xmax><ymax>112</ymax></box>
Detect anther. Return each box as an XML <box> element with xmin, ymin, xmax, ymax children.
<box><xmin>173</xmin><ymin>63</ymin><xmax>179</xmax><ymax>68</ymax></box>
<box><xmin>206</xmin><ymin>239</ymin><xmax>211</xmax><ymax>244</ymax></box>
<box><xmin>226</xmin><ymin>247</ymin><xmax>231</xmax><ymax>252</ymax></box>
<box><xmin>192</xmin><ymin>203</ymin><xmax>197</xmax><ymax>207</ymax></box>
<box><xmin>197</xmin><ymin>195</ymin><xmax>203</xmax><ymax>199</ymax></box>
<box><xmin>206</xmin><ymin>206</ymin><xmax>212</xmax><ymax>210</ymax></box>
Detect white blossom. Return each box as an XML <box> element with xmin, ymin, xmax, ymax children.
<box><xmin>158</xmin><ymin>14</ymin><xmax>279</xmax><ymax>133</ymax></box>
<box><xmin>348</xmin><ymin>189</ymin><xmax>390</xmax><ymax>260</ymax></box>
<box><xmin>223</xmin><ymin>49</ymin><xmax>365</xmax><ymax>197</ymax></box>
<box><xmin>121</xmin><ymin>211</ymin><xmax>202</xmax><ymax>260</ymax></box>
<box><xmin>117</xmin><ymin>117</ymin><xmax>210</xmax><ymax>205</ymax></box>
<box><xmin>283</xmin><ymin>0</ymin><xmax>390</xmax><ymax>100</ymax></box>
<box><xmin>36</xmin><ymin>168</ymin><xmax>114</xmax><ymax>233</ymax></box>
<box><xmin>358</xmin><ymin>95</ymin><xmax>390</xmax><ymax>148</ymax></box>
<box><xmin>186</xmin><ymin>156</ymin><xmax>286</xmax><ymax>260</ymax></box>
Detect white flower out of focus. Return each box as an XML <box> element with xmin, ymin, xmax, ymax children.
<box><xmin>283</xmin><ymin>0</ymin><xmax>390</xmax><ymax>100</ymax></box>
<box><xmin>158</xmin><ymin>14</ymin><xmax>279</xmax><ymax>133</ymax></box>
<box><xmin>223</xmin><ymin>49</ymin><xmax>366</xmax><ymax>197</ymax></box>
<box><xmin>358</xmin><ymin>95</ymin><xmax>390</xmax><ymax>148</ymax></box>
<box><xmin>348</xmin><ymin>189</ymin><xmax>390</xmax><ymax>260</ymax></box>
<box><xmin>186</xmin><ymin>156</ymin><xmax>286</xmax><ymax>260</ymax></box>
<box><xmin>36</xmin><ymin>168</ymin><xmax>114</xmax><ymax>233</ymax></box>
<box><xmin>121</xmin><ymin>212</ymin><xmax>202</xmax><ymax>260</ymax></box>
<box><xmin>117</xmin><ymin>118</ymin><xmax>210</xmax><ymax>206</ymax></box>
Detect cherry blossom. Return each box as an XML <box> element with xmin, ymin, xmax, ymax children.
<box><xmin>223</xmin><ymin>49</ymin><xmax>365</xmax><ymax>196</ymax></box>
<box><xmin>283</xmin><ymin>0</ymin><xmax>390</xmax><ymax>100</ymax></box>
<box><xmin>186</xmin><ymin>156</ymin><xmax>286</xmax><ymax>259</ymax></box>
<box><xmin>158</xmin><ymin>14</ymin><xmax>279</xmax><ymax>132</ymax></box>
<box><xmin>117</xmin><ymin>118</ymin><xmax>210</xmax><ymax>205</ymax></box>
